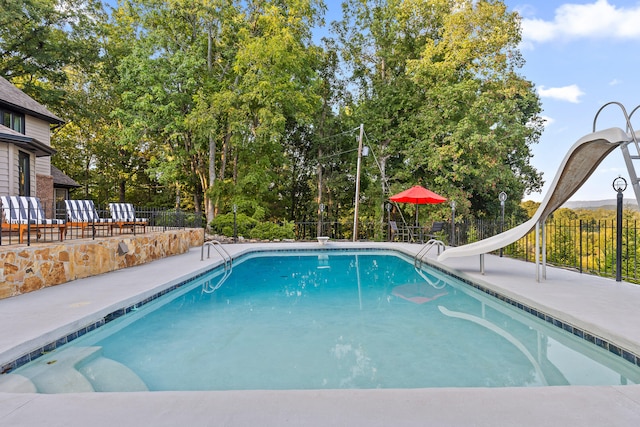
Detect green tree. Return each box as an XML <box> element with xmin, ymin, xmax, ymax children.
<box><xmin>112</xmin><ymin>0</ymin><xmax>218</xmax><ymax>210</ymax></box>
<box><xmin>0</xmin><ymin>0</ymin><xmax>105</xmax><ymax>107</ymax></box>
<box><xmin>335</xmin><ymin>0</ymin><xmax>543</xmax><ymax>225</ymax></box>
<box><xmin>405</xmin><ymin>0</ymin><xmax>543</xmax><ymax>216</ymax></box>
<box><xmin>108</xmin><ymin>0</ymin><xmax>326</xmax><ymax>222</ymax></box>
<box><xmin>335</xmin><ymin>0</ymin><xmax>438</xmax><ymax>227</ymax></box>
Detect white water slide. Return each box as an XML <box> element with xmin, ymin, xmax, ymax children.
<box><xmin>437</xmin><ymin>127</ymin><xmax>632</xmax><ymax>264</ymax></box>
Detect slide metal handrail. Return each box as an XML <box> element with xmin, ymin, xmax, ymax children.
<box><xmin>593</xmin><ymin>102</ymin><xmax>640</xmax><ymax>206</ymax></box>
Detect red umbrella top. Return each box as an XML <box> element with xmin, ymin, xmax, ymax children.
<box><xmin>389</xmin><ymin>185</ymin><xmax>447</xmax><ymax>205</ymax></box>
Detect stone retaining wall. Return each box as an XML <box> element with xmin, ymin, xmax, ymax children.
<box><xmin>0</xmin><ymin>229</ymin><xmax>204</xmax><ymax>299</ymax></box>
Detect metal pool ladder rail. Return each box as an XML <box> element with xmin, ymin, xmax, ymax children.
<box><xmin>201</xmin><ymin>240</ymin><xmax>233</xmax><ymax>293</ymax></box>
<box><xmin>414</xmin><ymin>239</ymin><xmax>445</xmax><ymax>268</ymax></box>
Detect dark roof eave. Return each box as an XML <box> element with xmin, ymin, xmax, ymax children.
<box><xmin>0</xmin><ymin>133</ymin><xmax>56</xmax><ymax>157</ymax></box>
<box><xmin>0</xmin><ymin>100</ymin><xmax>64</xmax><ymax>125</ymax></box>
<box><xmin>51</xmin><ymin>165</ymin><xmax>81</xmax><ymax>188</ymax></box>
<box><xmin>0</xmin><ymin>76</ymin><xmax>64</xmax><ymax>124</ymax></box>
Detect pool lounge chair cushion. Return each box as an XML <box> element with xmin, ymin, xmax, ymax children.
<box><xmin>1</xmin><ymin>195</ymin><xmax>66</xmax><ymax>243</ymax></box>
<box><xmin>109</xmin><ymin>203</ymin><xmax>148</xmax><ymax>234</ymax></box>
<box><xmin>109</xmin><ymin>203</ymin><xmax>148</xmax><ymax>223</ymax></box>
<box><xmin>65</xmin><ymin>200</ymin><xmax>114</xmax><ymax>224</ymax></box>
<box><xmin>65</xmin><ymin>200</ymin><xmax>115</xmax><ymax>238</ymax></box>
<box><xmin>1</xmin><ymin>196</ymin><xmax>64</xmax><ymax>225</ymax></box>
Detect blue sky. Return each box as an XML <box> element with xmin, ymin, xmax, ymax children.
<box><xmin>509</xmin><ymin>0</ymin><xmax>640</xmax><ymax>203</ymax></box>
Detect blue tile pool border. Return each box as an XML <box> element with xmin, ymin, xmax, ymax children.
<box><xmin>3</xmin><ymin>247</ymin><xmax>640</xmax><ymax>374</ymax></box>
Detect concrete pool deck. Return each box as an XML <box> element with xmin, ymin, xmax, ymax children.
<box><xmin>2</xmin><ymin>241</ymin><xmax>640</xmax><ymax>426</ymax></box>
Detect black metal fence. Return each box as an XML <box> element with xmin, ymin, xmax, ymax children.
<box><xmin>294</xmin><ymin>220</ymin><xmax>381</xmax><ymax>241</ymax></box>
<box><xmin>408</xmin><ymin>217</ymin><xmax>640</xmax><ymax>284</ymax></box>
<box><xmin>1</xmin><ymin>201</ymin><xmax>204</xmax><ymax>246</ymax></box>
<box><xmin>502</xmin><ymin>219</ymin><xmax>640</xmax><ymax>283</ymax></box>
<box><xmin>5</xmin><ymin>205</ymin><xmax>639</xmax><ymax>283</ymax></box>
<box><xmin>296</xmin><ymin>218</ymin><xmax>640</xmax><ymax>283</ymax></box>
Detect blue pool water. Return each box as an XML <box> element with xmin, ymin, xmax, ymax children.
<box><xmin>9</xmin><ymin>250</ymin><xmax>640</xmax><ymax>391</ymax></box>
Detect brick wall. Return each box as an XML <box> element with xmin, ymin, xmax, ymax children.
<box><xmin>35</xmin><ymin>174</ymin><xmax>54</xmax><ymax>217</ymax></box>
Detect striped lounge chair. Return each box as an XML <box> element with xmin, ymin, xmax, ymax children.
<box><xmin>108</xmin><ymin>203</ymin><xmax>147</xmax><ymax>234</ymax></box>
<box><xmin>64</xmin><ymin>200</ymin><xmax>115</xmax><ymax>238</ymax></box>
<box><xmin>0</xmin><ymin>196</ymin><xmax>66</xmax><ymax>243</ymax></box>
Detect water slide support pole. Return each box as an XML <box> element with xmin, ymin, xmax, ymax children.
<box><xmin>542</xmin><ymin>218</ymin><xmax>547</xmax><ymax>280</ymax></box>
<box><xmin>535</xmin><ymin>221</ymin><xmax>540</xmax><ymax>283</ymax></box>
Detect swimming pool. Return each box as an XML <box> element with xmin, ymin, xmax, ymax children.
<box><xmin>4</xmin><ymin>249</ymin><xmax>640</xmax><ymax>392</ymax></box>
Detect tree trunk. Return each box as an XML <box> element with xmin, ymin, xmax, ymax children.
<box><xmin>118</xmin><ymin>180</ymin><xmax>126</xmax><ymax>202</ymax></box>
<box><xmin>233</xmin><ymin>145</ymin><xmax>238</xmax><ymax>184</ymax></box>
<box><xmin>206</xmin><ymin>134</ymin><xmax>215</xmax><ymax>224</ymax></box>
<box><xmin>205</xmin><ymin>25</ymin><xmax>215</xmax><ymax>225</ymax></box>
<box><xmin>219</xmin><ymin>131</ymin><xmax>230</xmax><ymax>180</ymax></box>
<box><xmin>317</xmin><ymin>147</ymin><xmax>323</xmax><ymax>237</ymax></box>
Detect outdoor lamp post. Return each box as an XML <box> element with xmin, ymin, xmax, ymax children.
<box><xmin>499</xmin><ymin>192</ymin><xmax>507</xmax><ymax>257</ymax></box>
<box><xmin>613</xmin><ymin>176</ymin><xmax>627</xmax><ymax>282</ymax></box>
<box><xmin>386</xmin><ymin>202</ymin><xmax>392</xmax><ymax>241</ymax></box>
<box><xmin>233</xmin><ymin>204</ymin><xmax>238</xmax><ymax>243</ymax></box>
<box><xmin>450</xmin><ymin>200</ymin><xmax>456</xmax><ymax>247</ymax></box>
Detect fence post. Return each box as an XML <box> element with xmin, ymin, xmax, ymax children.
<box><xmin>27</xmin><ymin>198</ymin><xmax>31</xmax><ymax>246</ymax></box>
<box><xmin>616</xmin><ymin>192</ymin><xmax>623</xmax><ymax>281</ymax></box>
<box><xmin>579</xmin><ymin>219</ymin><xmax>583</xmax><ymax>273</ymax></box>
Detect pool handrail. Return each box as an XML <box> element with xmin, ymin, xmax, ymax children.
<box><xmin>201</xmin><ymin>240</ymin><xmax>233</xmax><ymax>293</ymax></box>
<box><xmin>414</xmin><ymin>239</ymin><xmax>445</xmax><ymax>269</ymax></box>
<box><xmin>201</xmin><ymin>240</ymin><xmax>232</xmax><ymax>265</ymax></box>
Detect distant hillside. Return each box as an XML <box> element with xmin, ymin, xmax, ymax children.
<box><xmin>562</xmin><ymin>199</ymin><xmax>639</xmax><ymax>211</ymax></box>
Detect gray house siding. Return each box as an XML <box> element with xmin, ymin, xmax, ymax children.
<box><xmin>0</xmin><ymin>76</ymin><xmax>63</xmax><ymax>207</ymax></box>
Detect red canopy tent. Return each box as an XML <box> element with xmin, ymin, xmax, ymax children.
<box><xmin>390</xmin><ymin>185</ymin><xmax>447</xmax><ymax>226</ymax></box>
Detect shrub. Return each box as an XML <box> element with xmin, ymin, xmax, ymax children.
<box><xmin>249</xmin><ymin>221</ymin><xmax>295</xmax><ymax>240</ymax></box>
<box><xmin>209</xmin><ymin>213</ymin><xmax>258</xmax><ymax>237</ymax></box>
<box><xmin>210</xmin><ymin>213</ymin><xmax>294</xmax><ymax>240</ymax></box>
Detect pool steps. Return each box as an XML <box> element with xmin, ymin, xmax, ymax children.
<box><xmin>0</xmin><ymin>346</ymin><xmax>148</xmax><ymax>393</ymax></box>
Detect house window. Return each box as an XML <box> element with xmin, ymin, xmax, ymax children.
<box><xmin>55</xmin><ymin>188</ymin><xmax>68</xmax><ymax>219</ymax></box>
<box><xmin>1</xmin><ymin>109</ymin><xmax>25</xmax><ymax>133</ymax></box>
<box><xmin>18</xmin><ymin>151</ymin><xmax>30</xmax><ymax>196</ymax></box>
<box><xmin>55</xmin><ymin>188</ymin><xmax>68</xmax><ymax>204</ymax></box>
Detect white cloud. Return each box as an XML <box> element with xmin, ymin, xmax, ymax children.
<box><xmin>609</xmin><ymin>78</ymin><xmax>622</xmax><ymax>86</ymax></box>
<box><xmin>540</xmin><ymin>115</ymin><xmax>555</xmax><ymax>127</ymax></box>
<box><xmin>521</xmin><ymin>0</ymin><xmax>640</xmax><ymax>44</ymax></box>
<box><xmin>538</xmin><ymin>84</ymin><xmax>584</xmax><ymax>103</ymax></box>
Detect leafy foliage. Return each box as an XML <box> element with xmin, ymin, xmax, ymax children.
<box><xmin>210</xmin><ymin>212</ymin><xmax>258</xmax><ymax>237</ymax></box>
<box><xmin>2</xmin><ymin>0</ymin><xmax>548</xmax><ymax>236</ymax></box>
<box><xmin>249</xmin><ymin>221</ymin><xmax>295</xmax><ymax>240</ymax></box>
<box><xmin>0</xmin><ymin>0</ymin><xmax>105</xmax><ymax>107</ymax></box>
<box><xmin>209</xmin><ymin>212</ymin><xmax>294</xmax><ymax>240</ymax></box>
